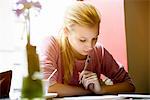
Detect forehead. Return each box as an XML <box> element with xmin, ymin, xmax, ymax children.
<box><xmin>71</xmin><ymin>24</ymin><xmax>99</xmax><ymax>38</ymax></box>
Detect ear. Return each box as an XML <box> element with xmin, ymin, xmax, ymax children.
<box><xmin>63</xmin><ymin>27</ymin><xmax>70</xmax><ymax>36</ymax></box>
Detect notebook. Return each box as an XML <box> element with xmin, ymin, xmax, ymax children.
<box><xmin>44</xmin><ymin>93</ymin><xmax>58</xmax><ymax>98</ymax></box>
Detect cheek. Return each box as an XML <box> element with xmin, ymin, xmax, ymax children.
<box><xmin>72</xmin><ymin>41</ymin><xmax>85</xmax><ymax>51</ymax></box>
<box><xmin>68</xmin><ymin>36</ymin><xmax>85</xmax><ymax>51</ymax></box>
<box><xmin>69</xmin><ymin>37</ymin><xmax>79</xmax><ymax>48</ymax></box>
<box><xmin>76</xmin><ymin>42</ymin><xmax>86</xmax><ymax>51</ymax></box>
<box><xmin>74</xmin><ymin>41</ymin><xmax>82</xmax><ymax>48</ymax></box>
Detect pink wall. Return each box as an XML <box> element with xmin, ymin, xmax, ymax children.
<box><xmin>87</xmin><ymin>0</ymin><xmax>128</xmax><ymax>70</ymax></box>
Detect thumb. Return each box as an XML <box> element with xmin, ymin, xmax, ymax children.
<box><xmin>78</xmin><ymin>72</ymin><xmax>81</xmax><ymax>81</ymax></box>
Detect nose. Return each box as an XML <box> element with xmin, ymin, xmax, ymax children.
<box><xmin>86</xmin><ymin>42</ymin><xmax>94</xmax><ymax>50</ymax></box>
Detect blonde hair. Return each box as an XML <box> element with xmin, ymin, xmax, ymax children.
<box><xmin>59</xmin><ymin>1</ymin><xmax>101</xmax><ymax>83</ymax></box>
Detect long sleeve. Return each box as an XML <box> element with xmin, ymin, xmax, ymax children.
<box><xmin>100</xmin><ymin>48</ymin><xmax>134</xmax><ymax>85</ymax></box>
<box><xmin>93</xmin><ymin>44</ymin><xmax>134</xmax><ymax>86</ymax></box>
<box><xmin>38</xmin><ymin>36</ymin><xmax>59</xmax><ymax>84</ymax></box>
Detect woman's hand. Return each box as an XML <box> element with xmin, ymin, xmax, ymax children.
<box><xmin>79</xmin><ymin>71</ymin><xmax>101</xmax><ymax>94</ymax></box>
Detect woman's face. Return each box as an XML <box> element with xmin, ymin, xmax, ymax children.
<box><xmin>67</xmin><ymin>24</ymin><xmax>99</xmax><ymax>56</ymax></box>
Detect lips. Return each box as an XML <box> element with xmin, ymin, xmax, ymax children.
<box><xmin>83</xmin><ymin>50</ymin><xmax>89</xmax><ymax>54</ymax></box>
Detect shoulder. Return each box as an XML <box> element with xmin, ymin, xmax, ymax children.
<box><xmin>38</xmin><ymin>35</ymin><xmax>60</xmax><ymax>55</ymax></box>
<box><xmin>95</xmin><ymin>43</ymin><xmax>103</xmax><ymax>50</ymax></box>
<box><xmin>94</xmin><ymin>43</ymin><xmax>113</xmax><ymax>58</ymax></box>
<box><xmin>41</xmin><ymin>35</ymin><xmax>59</xmax><ymax>49</ymax></box>
<box><xmin>42</xmin><ymin>35</ymin><xmax>58</xmax><ymax>46</ymax></box>
<box><xmin>92</xmin><ymin>43</ymin><xmax>114</xmax><ymax>63</ymax></box>
<box><xmin>89</xmin><ymin>43</ymin><xmax>104</xmax><ymax>63</ymax></box>
<box><xmin>93</xmin><ymin>43</ymin><xmax>104</xmax><ymax>56</ymax></box>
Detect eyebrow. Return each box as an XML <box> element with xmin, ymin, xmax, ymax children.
<box><xmin>79</xmin><ymin>35</ymin><xmax>98</xmax><ymax>40</ymax></box>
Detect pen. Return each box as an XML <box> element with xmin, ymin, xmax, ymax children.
<box><xmin>83</xmin><ymin>55</ymin><xmax>90</xmax><ymax>71</ymax></box>
<box><xmin>47</xmin><ymin>69</ymin><xmax>57</xmax><ymax>80</ymax></box>
<box><xmin>83</xmin><ymin>55</ymin><xmax>94</xmax><ymax>89</ymax></box>
<box><xmin>79</xmin><ymin>55</ymin><xmax>90</xmax><ymax>84</ymax></box>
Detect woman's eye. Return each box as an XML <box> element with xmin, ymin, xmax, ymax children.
<box><xmin>79</xmin><ymin>39</ymin><xmax>86</xmax><ymax>42</ymax></box>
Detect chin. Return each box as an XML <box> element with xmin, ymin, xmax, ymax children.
<box><xmin>80</xmin><ymin>52</ymin><xmax>88</xmax><ymax>56</ymax></box>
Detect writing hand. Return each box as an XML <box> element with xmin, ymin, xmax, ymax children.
<box><xmin>79</xmin><ymin>70</ymin><xmax>101</xmax><ymax>94</ymax></box>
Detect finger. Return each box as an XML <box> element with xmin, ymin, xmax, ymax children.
<box><xmin>78</xmin><ymin>71</ymin><xmax>85</xmax><ymax>81</ymax></box>
<box><xmin>78</xmin><ymin>72</ymin><xmax>82</xmax><ymax>84</ymax></box>
<box><xmin>78</xmin><ymin>70</ymin><xmax>92</xmax><ymax>81</ymax></box>
<box><xmin>88</xmin><ymin>83</ymin><xmax>94</xmax><ymax>90</ymax></box>
<box><xmin>84</xmin><ymin>78</ymin><xmax>97</xmax><ymax>89</ymax></box>
<box><xmin>84</xmin><ymin>75</ymin><xmax>98</xmax><ymax>81</ymax></box>
<box><xmin>84</xmin><ymin>79</ymin><xmax>101</xmax><ymax>93</ymax></box>
<box><xmin>82</xmin><ymin>73</ymin><xmax>97</xmax><ymax>80</ymax></box>
<box><xmin>81</xmin><ymin>74</ymin><xmax>86</xmax><ymax>85</ymax></box>
<box><xmin>80</xmin><ymin>72</ymin><xmax>97</xmax><ymax>85</ymax></box>
<box><xmin>81</xmin><ymin>73</ymin><xmax>97</xmax><ymax>84</ymax></box>
<box><xmin>81</xmin><ymin>74</ymin><xmax>95</xmax><ymax>85</ymax></box>
<box><xmin>82</xmin><ymin>76</ymin><xmax>97</xmax><ymax>89</ymax></box>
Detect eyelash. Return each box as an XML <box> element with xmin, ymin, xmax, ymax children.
<box><xmin>80</xmin><ymin>39</ymin><xmax>86</xmax><ymax>42</ymax></box>
<box><xmin>79</xmin><ymin>38</ymin><xmax>98</xmax><ymax>42</ymax></box>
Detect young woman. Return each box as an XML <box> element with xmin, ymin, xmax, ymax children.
<box><xmin>38</xmin><ymin>1</ymin><xmax>135</xmax><ymax>97</ymax></box>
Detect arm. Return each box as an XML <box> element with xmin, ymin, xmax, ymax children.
<box><xmin>79</xmin><ymin>46</ymin><xmax>135</xmax><ymax>94</ymax></box>
<box><xmin>100</xmin><ymin>81</ymin><xmax>135</xmax><ymax>94</ymax></box>
<box><xmin>99</xmin><ymin>47</ymin><xmax>135</xmax><ymax>94</ymax></box>
<box><xmin>79</xmin><ymin>71</ymin><xmax>135</xmax><ymax>95</ymax></box>
<box><xmin>48</xmin><ymin>83</ymin><xmax>92</xmax><ymax>97</ymax></box>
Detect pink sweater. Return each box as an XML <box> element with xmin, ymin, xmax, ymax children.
<box><xmin>38</xmin><ymin>36</ymin><xmax>133</xmax><ymax>86</ymax></box>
